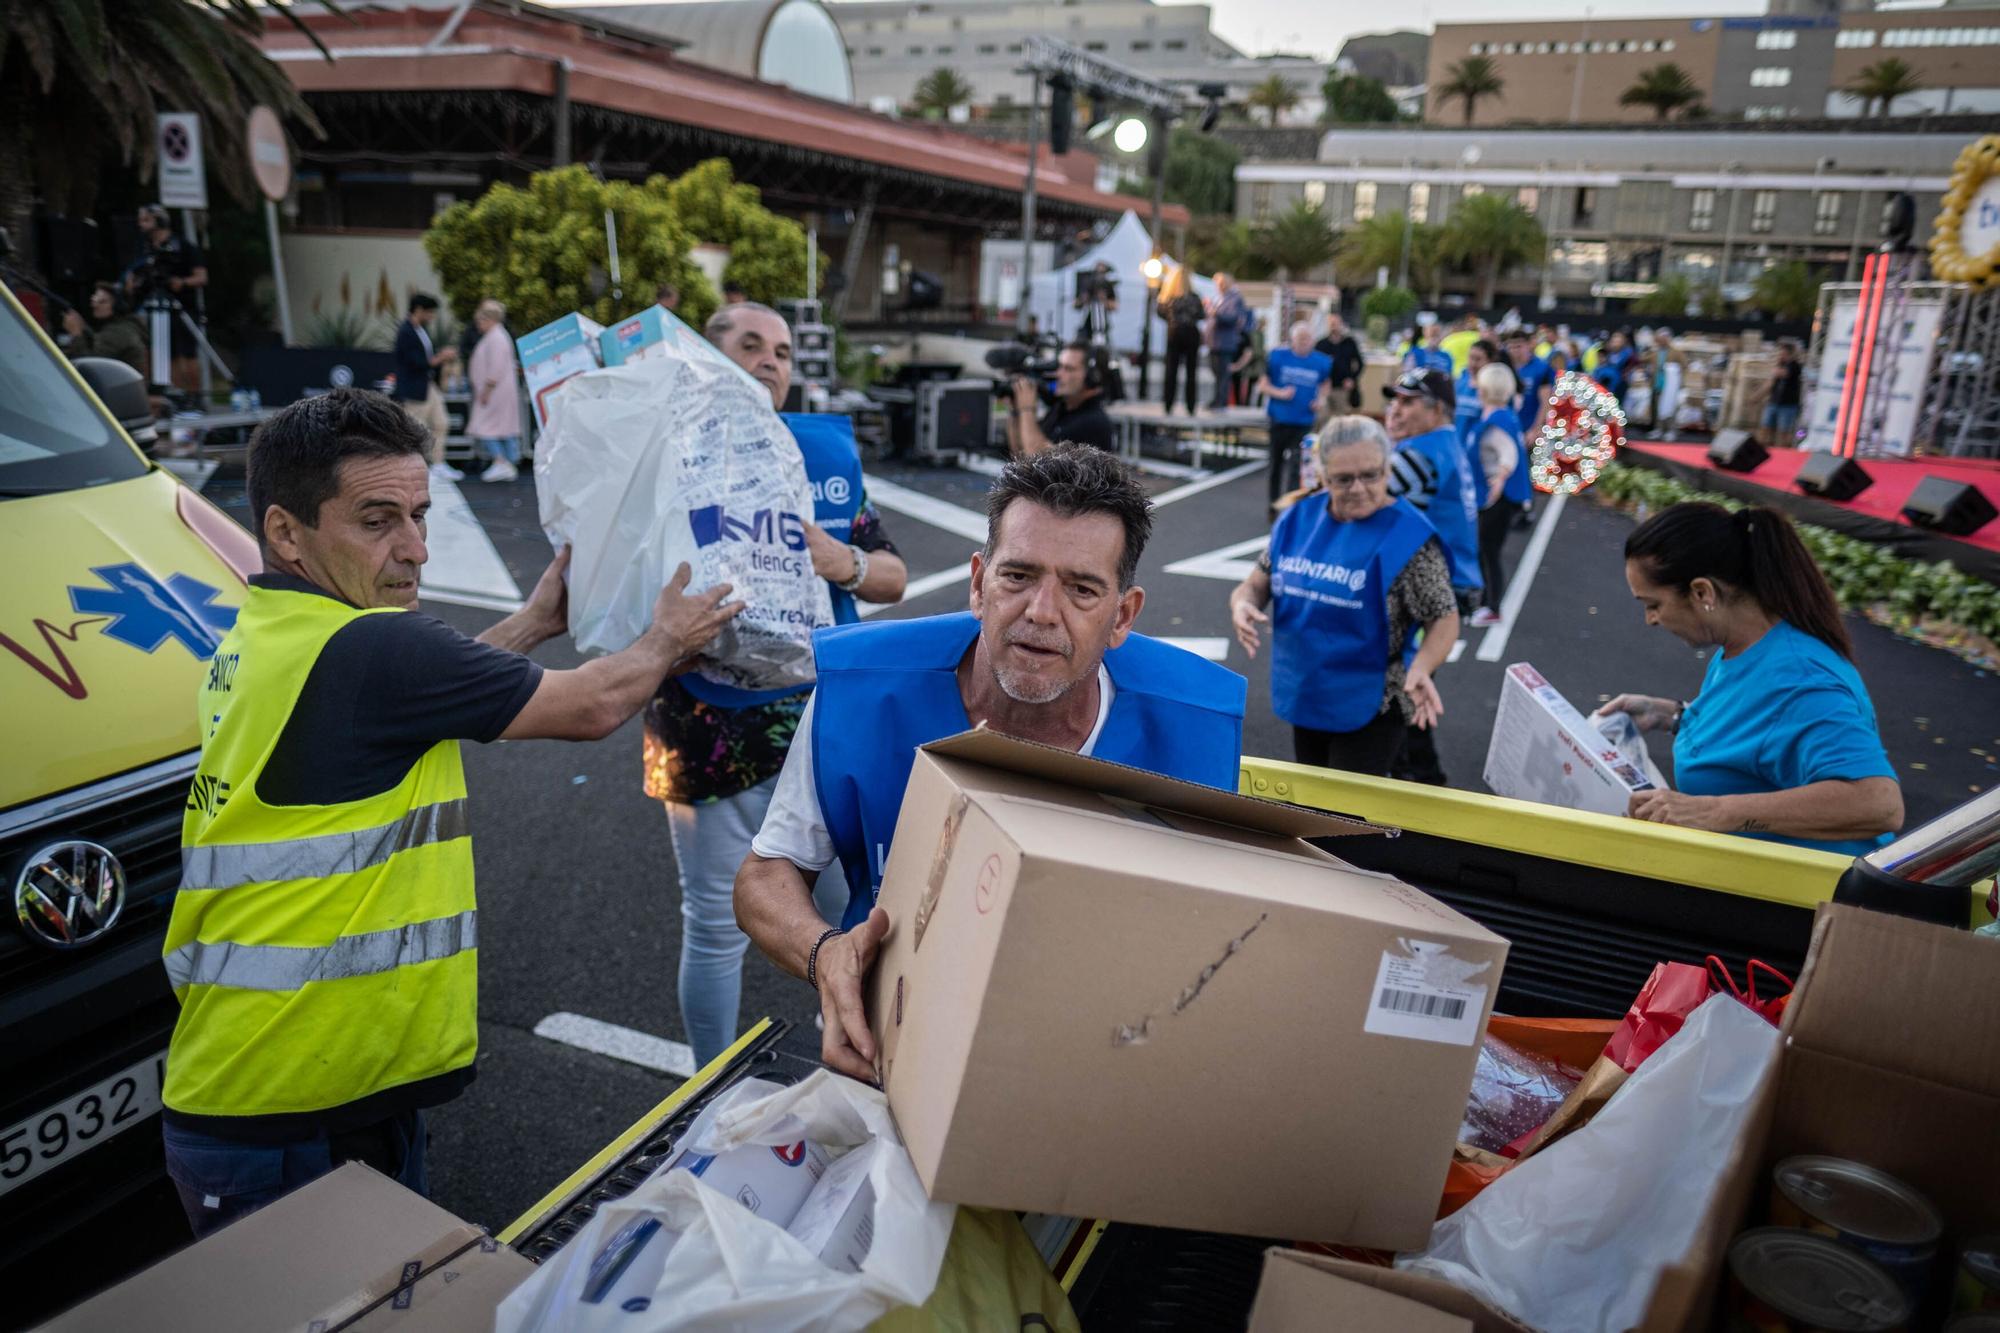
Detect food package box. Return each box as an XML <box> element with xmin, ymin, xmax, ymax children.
<box><xmin>1636</xmin><ymin>905</ymin><xmax>2000</xmax><ymax>1330</ymax></box>
<box><xmin>516</xmin><ymin>312</ymin><xmax>605</xmax><ymax>432</ymax></box>
<box><xmin>868</xmin><ymin>731</ymin><xmax>1510</xmax><ymax>1251</ymax></box>
<box><xmin>41</xmin><ymin>1162</ymin><xmax>532</xmax><ymax>1332</ymax></box>
<box><xmin>598</xmin><ymin>304</ymin><xmax>727</xmax><ymax>370</ymax></box>
<box><xmin>1248</xmin><ymin>1249</ymin><xmax>1531</xmax><ymax>1333</ymax></box>
<box><xmin>1483</xmin><ymin>662</ymin><xmax>1660</xmax><ymax>817</ymax></box>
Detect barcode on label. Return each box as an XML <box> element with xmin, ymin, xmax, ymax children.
<box><xmin>1376</xmin><ymin>988</ymin><xmax>1467</xmax><ymax>1021</ymax></box>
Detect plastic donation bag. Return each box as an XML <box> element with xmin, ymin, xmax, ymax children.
<box><xmin>1397</xmin><ymin>995</ymin><xmax>1781</xmax><ymax>1333</ymax></box>
<box><xmin>534</xmin><ymin>347</ymin><xmax>833</xmax><ymax>689</ymax></box>
<box><xmin>495</xmin><ymin>1070</ymin><xmax>955</xmax><ymax>1333</ymax></box>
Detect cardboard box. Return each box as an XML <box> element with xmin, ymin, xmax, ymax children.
<box><xmin>598</xmin><ymin>304</ymin><xmax>705</xmax><ymax>368</ymax></box>
<box><xmin>42</xmin><ymin>1163</ymin><xmax>532</xmax><ymax>1332</ymax></box>
<box><xmin>1248</xmin><ymin>1249</ymin><xmax>1532</xmax><ymax>1333</ymax></box>
<box><xmin>868</xmin><ymin>731</ymin><xmax>1510</xmax><ymax>1250</ymax></box>
<box><xmin>515</xmin><ymin>312</ymin><xmax>605</xmax><ymax>431</ymax></box>
<box><xmin>1638</xmin><ymin>904</ymin><xmax>2000</xmax><ymax>1330</ymax></box>
<box><xmin>1483</xmin><ymin>662</ymin><xmax>1659</xmax><ymax>817</ymax></box>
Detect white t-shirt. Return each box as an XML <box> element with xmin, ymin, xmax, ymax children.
<box><xmin>750</xmin><ymin>666</ymin><xmax>1115</xmax><ymax>874</ymax></box>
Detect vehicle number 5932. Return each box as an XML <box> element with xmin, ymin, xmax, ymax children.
<box><xmin>0</xmin><ymin>1053</ymin><xmax>166</xmax><ymax>1198</ymax></box>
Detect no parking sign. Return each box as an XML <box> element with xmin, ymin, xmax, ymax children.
<box><xmin>156</xmin><ymin>112</ymin><xmax>207</xmax><ymax>210</ymax></box>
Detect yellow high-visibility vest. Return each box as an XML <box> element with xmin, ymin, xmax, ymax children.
<box><xmin>163</xmin><ymin>583</ymin><xmax>477</xmax><ymax>1118</ymax></box>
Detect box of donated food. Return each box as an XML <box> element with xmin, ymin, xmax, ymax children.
<box><xmin>867</xmin><ymin>730</ymin><xmax>1510</xmax><ymax>1251</ymax></box>
<box><xmin>1483</xmin><ymin>662</ymin><xmax>1662</xmax><ymax>818</ymax></box>
<box><xmin>516</xmin><ymin>312</ymin><xmax>604</xmax><ymax>431</ymax></box>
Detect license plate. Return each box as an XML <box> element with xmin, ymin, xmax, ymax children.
<box><xmin>0</xmin><ymin>1053</ymin><xmax>166</xmax><ymax>1198</ymax></box>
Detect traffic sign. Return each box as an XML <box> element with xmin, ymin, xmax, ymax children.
<box><xmin>156</xmin><ymin>112</ymin><xmax>207</xmax><ymax>210</ymax></box>
<box><xmin>246</xmin><ymin>106</ymin><xmax>291</xmax><ymax>202</ymax></box>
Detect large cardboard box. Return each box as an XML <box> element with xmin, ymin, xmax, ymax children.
<box><xmin>1248</xmin><ymin>1249</ymin><xmax>1530</xmax><ymax>1333</ymax></box>
<box><xmin>1483</xmin><ymin>662</ymin><xmax>1659</xmax><ymax>817</ymax></box>
<box><xmin>41</xmin><ymin>1163</ymin><xmax>532</xmax><ymax>1332</ymax></box>
<box><xmin>597</xmin><ymin>303</ymin><xmax>720</xmax><ymax>369</ymax></box>
<box><xmin>1638</xmin><ymin>905</ymin><xmax>2000</xmax><ymax>1330</ymax></box>
<box><xmin>868</xmin><ymin>731</ymin><xmax>1510</xmax><ymax>1251</ymax></box>
<box><xmin>515</xmin><ymin>312</ymin><xmax>604</xmax><ymax>431</ymax></box>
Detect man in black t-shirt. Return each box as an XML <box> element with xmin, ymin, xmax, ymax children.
<box><xmin>1006</xmin><ymin>341</ymin><xmax>1116</xmax><ymax>456</ymax></box>
<box><xmin>1313</xmin><ymin>313</ymin><xmax>1366</xmax><ymax>411</ymax></box>
<box><xmin>121</xmin><ymin>204</ymin><xmax>207</xmax><ymax>389</ymax></box>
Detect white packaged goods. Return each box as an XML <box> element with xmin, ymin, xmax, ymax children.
<box><xmin>495</xmin><ymin>1072</ymin><xmax>953</xmax><ymax>1333</ymax></box>
<box><xmin>534</xmin><ymin>343</ymin><xmax>832</xmax><ymax>687</ymax></box>
<box><xmin>1483</xmin><ymin>663</ymin><xmax>1662</xmax><ymax>817</ymax></box>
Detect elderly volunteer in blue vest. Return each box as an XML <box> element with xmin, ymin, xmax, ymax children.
<box><xmin>1596</xmin><ymin>502</ymin><xmax>1902</xmax><ymax>855</ymax></box>
<box><xmin>643</xmin><ymin>302</ymin><xmax>908</xmax><ymax>1069</ymax></box>
<box><xmin>1230</xmin><ymin>417</ymin><xmax>1461</xmax><ymax>776</ymax></box>
<box><xmin>735</xmin><ymin>444</ymin><xmax>1247</xmax><ymax>1079</ymax></box>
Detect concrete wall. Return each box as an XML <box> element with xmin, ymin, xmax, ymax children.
<box><xmin>282</xmin><ymin>229</ymin><xmax>443</xmax><ymax>347</ymax></box>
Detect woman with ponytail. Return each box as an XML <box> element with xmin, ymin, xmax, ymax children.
<box><xmin>1596</xmin><ymin>501</ymin><xmax>1902</xmax><ymax>855</ymax></box>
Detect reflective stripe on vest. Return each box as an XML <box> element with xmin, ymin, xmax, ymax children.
<box><xmin>165</xmin><ymin>909</ymin><xmax>477</xmax><ymax>992</ymax></box>
<box><xmin>179</xmin><ymin>798</ymin><xmax>468</xmax><ymax>891</ymax></box>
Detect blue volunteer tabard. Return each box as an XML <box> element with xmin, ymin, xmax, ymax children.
<box><xmin>1267</xmin><ymin>497</ymin><xmax>1437</xmax><ymax>733</ymax></box>
<box><xmin>808</xmin><ymin>612</ymin><xmax>1246</xmax><ymax>928</ymax></box>
<box><xmin>1398</xmin><ymin>425</ymin><xmax>1483</xmax><ymax>593</ymax></box>
<box><xmin>1477</xmin><ymin>405</ymin><xmax>1532</xmax><ymax>506</ymax></box>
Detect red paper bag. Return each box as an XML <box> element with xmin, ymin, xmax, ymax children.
<box><xmin>1602</xmin><ymin>961</ymin><xmax>1711</xmax><ymax>1072</ymax></box>
<box><xmin>1706</xmin><ymin>956</ymin><xmax>1794</xmax><ymax>1025</ymax></box>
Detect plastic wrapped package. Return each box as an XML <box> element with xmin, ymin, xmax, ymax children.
<box><xmin>1458</xmin><ymin>1035</ymin><xmax>1582</xmax><ymax>1156</ymax></box>
<box><xmin>534</xmin><ymin>348</ymin><xmax>832</xmax><ymax>689</ymax></box>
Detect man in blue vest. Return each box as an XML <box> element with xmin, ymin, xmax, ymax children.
<box><xmin>735</xmin><ymin>445</ymin><xmax>1247</xmax><ymax>1079</ymax></box>
<box><xmin>641</xmin><ymin>302</ymin><xmax>909</xmax><ymax>1068</ymax></box>
<box><xmin>1383</xmin><ymin>367</ymin><xmax>1482</xmax><ymax>786</ymax></box>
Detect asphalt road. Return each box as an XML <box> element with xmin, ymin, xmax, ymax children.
<box><xmin>192</xmin><ymin>450</ymin><xmax>1995</xmax><ymax>1243</ymax></box>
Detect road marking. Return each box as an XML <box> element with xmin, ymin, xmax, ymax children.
<box><xmin>423</xmin><ymin>588</ymin><xmax>528</xmax><ymax>613</ymax></box>
<box><xmin>1162</xmin><ymin>535</ymin><xmax>1268</xmax><ymax>583</ymax></box>
<box><xmin>533</xmin><ymin>1012</ymin><xmax>695</xmax><ymax>1078</ymax></box>
<box><xmin>861</xmin><ymin>562</ymin><xmax>973</xmax><ymax>616</ymax></box>
<box><xmin>422</xmin><ymin>474</ymin><xmax>524</xmax><ymax>610</ymax></box>
<box><xmin>863</xmin><ymin>476</ymin><xmax>990</xmax><ymax>541</ymax></box>
<box><xmin>1154</xmin><ymin>460</ymin><xmax>1262</xmax><ymax>507</ymax></box>
<box><xmin>1156</xmin><ymin>636</ymin><xmax>1229</xmax><ymax>661</ymax></box>
<box><xmin>1476</xmin><ymin>492</ymin><xmax>1567</xmax><ymax>663</ymax></box>
<box><xmin>1448</xmin><ymin>638</ymin><xmax>1466</xmax><ymax>663</ymax></box>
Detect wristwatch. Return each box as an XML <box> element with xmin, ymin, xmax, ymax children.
<box><xmin>838</xmin><ymin>545</ymin><xmax>869</xmax><ymax>593</ymax></box>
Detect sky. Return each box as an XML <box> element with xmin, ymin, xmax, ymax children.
<box><xmin>1157</xmin><ymin>0</ymin><xmax>1771</xmax><ymax>61</ymax></box>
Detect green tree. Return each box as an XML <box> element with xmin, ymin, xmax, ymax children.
<box><xmin>658</xmin><ymin>159</ymin><xmax>810</xmax><ymax>306</ymax></box>
<box><xmin>1619</xmin><ymin>64</ymin><xmax>1703</xmax><ymax>121</ymax></box>
<box><xmin>1337</xmin><ymin>212</ymin><xmax>1441</xmax><ymax>297</ymax></box>
<box><xmin>1254</xmin><ymin>200</ymin><xmax>1337</xmax><ymax>281</ymax></box>
<box><xmin>1437</xmin><ymin>193</ymin><xmax>1545</xmax><ymax>307</ymax></box>
<box><xmin>1118</xmin><ymin>128</ymin><xmax>1240</xmax><ymax>217</ymax></box>
<box><xmin>1846</xmin><ymin>58</ymin><xmax>1923</xmax><ymax>116</ymax></box>
<box><xmin>910</xmin><ymin>66</ymin><xmax>975</xmax><ymax>118</ymax></box>
<box><xmin>1748</xmin><ymin>260</ymin><xmax>1826</xmax><ymax>322</ymax></box>
<box><xmin>1436</xmin><ymin>55</ymin><xmax>1504</xmax><ymax>126</ymax></box>
<box><xmin>1184</xmin><ymin>216</ymin><xmax>1268</xmax><ymax>281</ymax></box>
<box><xmin>1245</xmin><ymin>75</ymin><xmax>1301</xmax><ymax>128</ymax></box>
<box><xmin>1</xmin><ymin>0</ymin><xmax>326</xmax><ymax>281</ymax></box>
<box><xmin>1321</xmin><ymin>72</ymin><xmax>1400</xmax><ymax>125</ymax></box>
<box><xmin>1359</xmin><ymin>284</ymin><xmax>1418</xmax><ymax>327</ymax></box>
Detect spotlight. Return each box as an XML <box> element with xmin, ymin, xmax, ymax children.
<box><xmin>1113</xmin><ymin>117</ymin><xmax>1149</xmax><ymax>153</ymax></box>
<box><xmin>1085</xmin><ymin>94</ymin><xmax>1117</xmax><ymax>141</ymax></box>
<box><xmin>1141</xmin><ymin>255</ymin><xmax>1164</xmax><ymax>283</ymax></box>
<box><xmin>1197</xmin><ymin>81</ymin><xmax>1227</xmax><ymax>134</ymax></box>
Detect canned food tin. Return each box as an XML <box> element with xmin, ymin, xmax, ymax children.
<box><xmin>1729</xmin><ymin>1228</ymin><xmax>1909</xmax><ymax>1332</ymax></box>
<box><xmin>1960</xmin><ymin>1237</ymin><xmax>2000</xmax><ymax>1314</ymax></box>
<box><xmin>1771</xmin><ymin>1156</ymin><xmax>1942</xmax><ymax>1300</ymax></box>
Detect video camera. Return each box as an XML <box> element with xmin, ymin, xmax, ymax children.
<box><xmin>1074</xmin><ymin>269</ymin><xmax>1118</xmax><ymax>303</ymax></box>
<box><xmin>984</xmin><ymin>343</ymin><xmax>1059</xmax><ymax>403</ymax></box>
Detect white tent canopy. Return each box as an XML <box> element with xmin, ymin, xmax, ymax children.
<box><xmin>1025</xmin><ymin>211</ymin><xmax>1215</xmax><ymax>355</ymax></box>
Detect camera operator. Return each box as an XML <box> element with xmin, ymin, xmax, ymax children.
<box><xmin>121</xmin><ymin>204</ymin><xmax>207</xmax><ymax>389</ymax></box>
<box><xmin>1072</xmin><ymin>261</ymin><xmax>1119</xmax><ymax>344</ymax></box>
<box><xmin>1006</xmin><ymin>341</ymin><xmax>1116</xmax><ymax>458</ymax></box>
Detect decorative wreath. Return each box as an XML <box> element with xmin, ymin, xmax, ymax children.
<box><xmin>1931</xmin><ymin>134</ymin><xmax>2000</xmax><ymax>289</ymax></box>
<box><xmin>1530</xmin><ymin>372</ymin><xmax>1626</xmax><ymax>494</ymax></box>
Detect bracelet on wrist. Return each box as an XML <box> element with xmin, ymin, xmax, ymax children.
<box><xmin>806</xmin><ymin>926</ymin><xmax>845</xmax><ymax>990</ymax></box>
<box><xmin>838</xmin><ymin>545</ymin><xmax>869</xmax><ymax>593</ymax></box>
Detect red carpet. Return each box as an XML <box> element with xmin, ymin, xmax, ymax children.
<box><xmin>1625</xmin><ymin>442</ymin><xmax>2000</xmax><ymax>558</ymax></box>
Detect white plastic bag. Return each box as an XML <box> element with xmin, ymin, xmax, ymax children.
<box><xmin>1397</xmin><ymin>995</ymin><xmax>1780</xmax><ymax>1333</ymax></box>
<box><xmin>495</xmin><ymin>1070</ymin><xmax>955</xmax><ymax>1333</ymax></box>
<box><xmin>534</xmin><ymin>352</ymin><xmax>832</xmax><ymax>689</ymax></box>
<box><xmin>1593</xmin><ymin>710</ymin><xmax>1668</xmax><ymax>791</ymax></box>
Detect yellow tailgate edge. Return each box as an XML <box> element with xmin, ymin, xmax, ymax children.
<box><xmin>499</xmin><ymin>1018</ymin><xmax>774</xmax><ymax>1244</ymax></box>
<box><xmin>1059</xmin><ymin>1220</ymin><xmax>1110</xmax><ymax>1293</ymax></box>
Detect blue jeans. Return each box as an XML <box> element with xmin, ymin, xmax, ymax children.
<box><xmin>474</xmin><ymin>435</ymin><xmax>521</xmax><ymax>464</ymax></box>
<box><xmin>162</xmin><ymin>1109</ymin><xmax>427</xmax><ymax>1238</ymax></box>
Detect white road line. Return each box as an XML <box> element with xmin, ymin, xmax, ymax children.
<box><xmin>1161</xmin><ymin>535</ymin><xmax>1269</xmax><ymax>583</ymax></box>
<box><xmin>423</xmin><ymin>588</ymin><xmax>526</xmax><ymax>613</ymax></box>
<box><xmin>860</xmin><ymin>562</ymin><xmax>971</xmax><ymax>615</ymax></box>
<box><xmin>1476</xmin><ymin>492</ymin><xmax>1568</xmax><ymax>663</ymax></box>
<box><xmin>1155</xmin><ymin>636</ymin><xmax>1230</xmax><ymax>661</ymax></box>
<box><xmin>422</xmin><ymin>474</ymin><xmax>524</xmax><ymax>607</ymax></box>
<box><xmin>1154</xmin><ymin>459</ymin><xmax>1263</xmax><ymax>507</ymax></box>
<box><xmin>1448</xmin><ymin>638</ymin><xmax>1466</xmax><ymax>664</ymax></box>
<box><xmin>533</xmin><ymin>1012</ymin><xmax>695</xmax><ymax>1079</ymax></box>
<box><xmin>863</xmin><ymin>476</ymin><xmax>990</xmax><ymax>541</ymax></box>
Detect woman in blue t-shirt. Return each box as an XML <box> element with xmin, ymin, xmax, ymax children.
<box><xmin>1596</xmin><ymin>502</ymin><xmax>1903</xmax><ymax>856</ymax></box>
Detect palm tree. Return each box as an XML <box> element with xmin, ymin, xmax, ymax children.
<box><xmin>1619</xmin><ymin>64</ymin><xmax>1703</xmax><ymax>121</ymax></box>
<box><xmin>1749</xmin><ymin>260</ymin><xmax>1826</xmax><ymax>322</ymax></box>
<box><xmin>1255</xmin><ymin>200</ymin><xmax>1337</xmax><ymax>280</ymax></box>
<box><xmin>910</xmin><ymin>67</ymin><xmax>975</xmax><ymax>119</ymax></box>
<box><xmin>1437</xmin><ymin>193</ymin><xmax>1545</xmax><ymax>307</ymax></box>
<box><xmin>1245</xmin><ymin>75</ymin><xmax>1301</xmax><ymax>128</ymax></box>
<box><xmin>1436</xmin><ymin>56</ymin><xmax>1504</xmax><ymax>126</ymax></box>
<box><xmin>1336</xmin><ymin>211</ymin><xmax>1440</xmax><ymax>296</ymax></box>
<box><xmin>1846</xmin><ymin>58</ymin><xmax>1924</xmax><ymax>117</ymax></box>
<box><xmin>2</xmin><ymin>0</ymin><xmax>327</xmax><ymax>280</ymax></box>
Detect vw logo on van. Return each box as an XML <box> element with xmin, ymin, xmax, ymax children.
<box><xmin>14</xmin><ymin>841</ymin><xmax>126</xmax><ymax>949</ymax></box>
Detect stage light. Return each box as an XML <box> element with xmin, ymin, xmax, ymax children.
<box><xmin>1141</xmin><ymin>255</ymin><xmax>1164</xmax><ymax>283</ymax></box>
<box><xmin>1113</xmin><ymin>117</ymin><xmax>1148</xmax><ymax>154</ymax></box>
<box><xmin>1197</xmin><ymin>81</ymin><xmax>1227</xmax><ymax>134</ymax></box>
<box><xmin>1085</xmin><ymin>94</ymin><xmax>1117</xmax><ymax>141</ymax></box>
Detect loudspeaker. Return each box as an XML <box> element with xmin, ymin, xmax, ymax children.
<box><xmin>1901</xmin><ymin>476</ymin><xmax>1998</xmax><ymax>536</ymax></box>
<box><xmin>1795</xmin><ymin>451</ymin><xmax>1873</xmax><ymax>502</ymax></box>
<box><xmin>1048</xmin><ymin>76</ymin><xmax>1074</xmax><ymax>155</ymax></box>
<box><xmin>1707</xmin><ymin>429</ymin><xmax>1767</xmax><ymax>472</ymax></box>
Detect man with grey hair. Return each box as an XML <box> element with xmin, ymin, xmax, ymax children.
<box><xmin>640</xmin><ymin>300</ymin><xmax>908</xmax><ymax>1067</ymax></box>
<box><xmin>1256</xmin><ymin>319</ymin><xmax>1334</xmax><ymax>512</ymax></box>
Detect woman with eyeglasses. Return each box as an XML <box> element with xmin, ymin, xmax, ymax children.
<box><xmin>1229</xmin><ymin>416</ymin><xmax>1461</xmax><ymax>776</ymax></box>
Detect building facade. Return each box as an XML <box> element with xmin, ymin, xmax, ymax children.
<box><xmin>1235</xmin><ymin>126</ymin><xmax>1971</xmax><ymax>307</ymax></box>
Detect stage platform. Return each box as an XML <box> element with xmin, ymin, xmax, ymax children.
<box><xmin>1623</xmin><ymin>441</ymin><xmax>2000</xmax><ymax>583</ymax></box>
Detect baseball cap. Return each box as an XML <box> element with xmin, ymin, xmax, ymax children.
<box><xmin>1383</xmin><ymin>367</ymin><xmax>1455</xmax><ymax>411</ymax></box>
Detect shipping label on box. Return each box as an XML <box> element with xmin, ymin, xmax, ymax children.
<box><xmin>1483</xmin><ymin>662</ymin><xmax>1659</xmax><ymax>818</ymax></box>
<box><xmin>516</xmin><ymin>313</ymin><xmax>605</xmax><ymax>432</ymax></box>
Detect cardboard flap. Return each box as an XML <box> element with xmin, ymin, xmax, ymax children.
<box><xmin>1259</xmin><ymin>1253</ymin><xmax>1535</xmax><ymax>1333</ymax></box>
<box><xmin>1786</xmin><ymin>904</ymin><xmax>2000</xmax><ymax>1100</ymax></box>
<box><xmin>920</xmin><ymin>730</ymin><xmax>1387</xmax><ymax>841</ymax></box>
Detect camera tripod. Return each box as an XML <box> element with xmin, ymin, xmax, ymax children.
<box><xmin>140</xmin><ymin>286</ymin><xmax>234</xmax><ymax>395</ymax></box>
